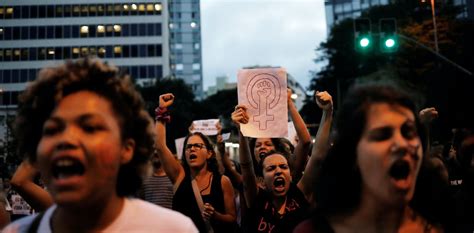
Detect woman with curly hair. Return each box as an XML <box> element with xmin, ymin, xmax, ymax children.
<box><xmin>155</xmin><ymin>93</ymin><xmax>236</xmax><ymax>233</ymax></box>
<box><xmin>3</xmin><ymin>58</ymin><xmax>197</xmax><ymax>233</ymax></box>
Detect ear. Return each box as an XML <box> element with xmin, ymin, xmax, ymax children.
<box><xmin>121</xmin><ymin>138</ymin><xmax>135</xmax><ymax>164</ymax></box>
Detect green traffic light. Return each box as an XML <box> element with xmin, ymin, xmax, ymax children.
<box><xmin>384</xmin><ymin>38</ymin><xmax>395</xmax><ymax>48</ymax></box>
<box><xmin>359</xmin><ymin>37</ymin><xmax>370</xmax><ymax>48</ymax></box>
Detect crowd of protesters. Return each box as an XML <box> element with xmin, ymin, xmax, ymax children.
<box><xmin>1</xmin><ymin>57</ymin><xmax>473</xmax><ymax>232</ymax></box>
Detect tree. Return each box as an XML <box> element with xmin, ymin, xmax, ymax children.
<box><xmin>305</xmin><ymin>1</ymin><xmax>474</xmax><ymax>139</ymax></box>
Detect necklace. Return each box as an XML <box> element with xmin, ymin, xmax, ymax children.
<box><xmin>199</xmin><ymin>173</ymin><xmax>213</xmax><ymax>194</ymax></box>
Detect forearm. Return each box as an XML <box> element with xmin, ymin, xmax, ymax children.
<box><xmin>289</xmin><ymin>101</ymin><xmax>311</xmax><ymax>145</ymax></box>
<box><xmin>238</xmin><ymin>132</ymin><xmax>257</xmax><ymax>208</ymax></box>
<box><xmin>155</xmin><ymin>122</ymin><xmax>183</xmax><ymax>183</ymax></box>
<box><xmin>212</xmin><ymin>211</ymin><xmax>236</xmax><ymax>223</ymax></box>
<box><xmin>299</xmin><ymin>108</ymin><xmax>333</xmax><ymax>197</ymax></box>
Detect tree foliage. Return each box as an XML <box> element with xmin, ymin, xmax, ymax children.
<box><xmin>306</xmin><ymin>1</ymin><xmax>474</xmax><ymax>139</ymax></box>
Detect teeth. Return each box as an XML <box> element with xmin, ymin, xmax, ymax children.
<box><xmin>56</xmin><ymin>159</ymin><xmax>74</xmax><ymax>167</ymax></box>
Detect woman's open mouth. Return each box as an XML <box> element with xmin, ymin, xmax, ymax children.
<box><xmin>273</xmin><ymin>177</ymin><xmax>286</xmax><ymax>192</ymax></box>
<box><xmin>52</xmin><ymin>158</ymin><xmax>85</xmax><ymax>179</ymax></box>
<box><xmin>389</xmin><ymin>159</ymin><xmax>410</xmax><ymax>180</ymax></box>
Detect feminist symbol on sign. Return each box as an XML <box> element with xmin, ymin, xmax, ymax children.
<box><xmin>246</xmin><ymin>73</ymin><xmax>281</xmax><ymax>130</ymax></box>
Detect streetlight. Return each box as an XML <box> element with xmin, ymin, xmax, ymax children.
<box><xmin>422</xmin><ymin>0</ymin><xmax>439</xmax><ymax>53</ymax></box>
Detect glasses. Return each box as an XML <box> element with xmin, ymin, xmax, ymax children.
<box><xmin>185</xmin><ymin>143</ymin><xmax>206</xmax><ymax>151</ymax></box>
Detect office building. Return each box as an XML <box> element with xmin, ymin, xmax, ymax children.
<box><xmin>0</xmin><ymin>0</ymin><xmax>170</xmax><ymax>156</ymax></box>
<box><xmin>168</xmin><ymin>0</ymin><xmax>203</xmax><ymax>98</ymax></box>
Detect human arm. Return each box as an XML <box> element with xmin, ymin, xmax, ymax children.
<box><xmin>154</xmin><ymin>93</ymin><xmax>185</xmax><ymax>187</ymax></box>
<box><xmin>202</xmin><ymin>175</ymin><xmax>236</xmax><ymax>223</ymax></box>
<box><xmin>217</xmin><ymin>132</ymin><xmax>243</xmax><ymax>187</ymax></box>
<box><xmin>231</xmin><ymin>105</ymin><xmax>258</xmax><ymax>208</ymax></box>
<box><xmin>214</xmin><ymin>122</ymin><xmax>226</xmax><ymax>175</ymax></box>
<box><xmin>419</xmin><ymin>107</ymin><xmax>438</xmax><ymax>156</ymax></box>
<box><xmin>10</xmin><ymin>160</ymin><xmax>53</xmax><ymax>211</ymax></box>
<box><xmin>297</xmin><ymin>91</ymin><xmax>333</xmax><ymax>201</ymax></box>
<box><xmin>287</xmin><ymin>88</ymin><xmax>312</xmax><ymax>181</ymax></box>
<box><xmin>0</xmin><ymin>191</ymin><xmax>10</xmax><ymax>229</ymax></box>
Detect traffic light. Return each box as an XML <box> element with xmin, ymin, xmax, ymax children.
<box><xmin>354</xmin><ymin>18</ymin><xmax>373</xmax><ymax>53</ymax></box>
<box><xmin>379</xmin><ymin>18</ymin><xmax>398</xmax><ymax>53</ymax></box>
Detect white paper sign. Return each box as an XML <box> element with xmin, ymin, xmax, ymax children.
<box><xmin>222</xmin><ymin>132</ymin><xmax>231</xmax><ymax>141</ymax></box>
<box><xmin>237</xmin><ymin>68</ymin><xmax>288</xmax><ymax>138</ymax></box>
<box><xmin>286</xmin><ymin>121</ymin><xmax>297</xmax><ymax>146</ymax></box>
<box><xmin>191</xmin><ymin>119</ymin><xmax>219</xmax><ymax>135</ymax></box>
<box><xmin>175</xmin><ymin>136</ymin><xmax>186</xmax><ymax>160</ymax></box>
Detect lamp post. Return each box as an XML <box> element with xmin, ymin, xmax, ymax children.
<box><xmin>423</xmin><ymin>0</ymin><xmax>440</xmax><ymax>52</ymax></box>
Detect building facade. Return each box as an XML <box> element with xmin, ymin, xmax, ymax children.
<box><xmin>0</xmin><ymin>0</ymin><xmax>170</xmax><ymax>156</ymax></box>
<box><xmin>168</xmin><ymin>0</ymin><xmax>203</xmax><ymax>99</ymax></box>
<box><xmin>324</xmin><ymin>0</ymin><xmax>390</xmax><ymax>34</ymax></box>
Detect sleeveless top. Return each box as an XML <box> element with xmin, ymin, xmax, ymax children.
<box><xmin>173</xmin><ymin>172</ymin><xmax>236</xmax><ymax>233</ymax></box>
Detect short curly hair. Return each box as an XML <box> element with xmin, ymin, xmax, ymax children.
<box><xmin>14</xmin><ymin>58</ymin><xmax>155</xmax><ymax>196</ymax></box>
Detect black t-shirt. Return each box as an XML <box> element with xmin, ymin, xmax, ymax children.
<box><xmin>247</xmin><ymin>183</ymin><xmax>309</xmax><ymax>233</ymax></box>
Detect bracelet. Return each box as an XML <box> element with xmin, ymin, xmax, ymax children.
<box><xmin>155</xmin><ymin>107</ymin><xmax>171</xmax><ymax>123</ymax></box>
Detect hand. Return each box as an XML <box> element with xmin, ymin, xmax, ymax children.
<box><xmin>202</xmin><ymin>203</ymin><xmax>215</xmax><ymax>221</ymax></box>
<box><xmin>231</xmin><ymin>105</ymin><xmax>249</xmax><ymax>125</ymax></box>
<box><xmin>419</xmin><ymin>107</ymin><xmax>438</xmax><ymax>124</ymax></box>
<box><xmin>159</xmin><ymin>93</ymin><xmax>174</xmax><ymax>108</ymax></box>
<box><xmin>315</xmin><ymin>91</ymin><xmax>333</xmax><ymax>111</ymax></box>
<box><xmin>188</xmin><ymin>122</ymin><xmax>195</xmax><ymax>133</ymax></box>
<box><xmin>216</xmin><ymin>121</ymin><xmax>222</xmax><ymax>134</ymax></box>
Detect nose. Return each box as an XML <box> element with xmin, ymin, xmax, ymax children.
<box><xmin>391</xmin><ymin>131</ymin><xmax>419</xmax><ymax>157</ymax></box>
<box><xmin>55</xmin><ymin>126</ymin><xmax>79</xmax><ymax>151</ymax></box>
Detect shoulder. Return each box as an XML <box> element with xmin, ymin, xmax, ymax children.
<box><xmin>220</xmin><ymin>175</ymin><xmax>232</xmax><ymax>187</ymax></box>
<box><xmin>119</xmin><ymin>198</ymin><xmax>198</xmax><ymax>232</ymax></box>
<box><xmin>3</xmin><ymin>205</ymin><xmax>56</xmax><ymax>233</ymax></box>
<box><xmin>2</xmin><ymin>215</ymin><xmax>36</xmax><ymax>233</ymax></box>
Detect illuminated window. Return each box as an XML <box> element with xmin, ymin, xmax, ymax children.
<box><xmin>146</xmin><ymin>4</ymin><xmax>154</xmax><ymax>12</ymax></box>
<box><xmin>138</xmin><ymin>4</ymin><xmax>146</xmax><ymax>12</ymax></box>
<box><xmin>97</xmin><ymin>25</ymin><xmax>105</xmax><ymax>33</ymax></box>
<box><xmin>113</xmin><ymin>25</ymin><xmax>121</xmax><ymax>32</ymax></box>
<box><xmin>97</xmin><ymin>5</ymin><xmax>105</xmax><ymax>15</ymax></box>
<box><xmin>175</xmin><ymin>44</ymin><xmax>183</xmax><ymax>49</ymax></box>
<box><xmin>114</xmin><ymin>46</ymin><xmax>122</xmax><ymax>54</ymax></box>
<box><xmin>190</xmin><ymin>22</ymin><xmax>197</xmax><ymax>28</ymax></box>
<box><xmin>0</xmin><ymin>7</ymin><xmax>4</xmax><ymax>17</ymax></box>
<box><xmin>73</xmin><ymin>5</ymin><xmax>80</xmax><ymax>15</ymax></box>
<box><xmin>14</xmin><ymin>49</ymin><xmax>21</xmax><ymax>57</ymax></box>
<box><xmin>81</xmin><ymin>47</ymin><xmax>89</xmax><ymax>56</ymax></box>
<box><xmin>72</xmin><ymin>47</ymin><xmax>80</xmax><ymax>54</ymax></box>
<box><xmin>123</xmin><ymin>4</ymin><xmax>129</xmax><ymax>10</ymax></box>
<box><xmin>81</xmin><ymin>5</ymin><xmax>89</xmax><ymax>15</ymax></box>
<box><xmin>47</xmin><ymin>48</ymin><xmax>55</xmax><ymax>55</ymax></box>
<box><xmin>114</xmin><ymin>4</ymin><xmax>121</xmax><ymax>14</ymax></box>
<box><xmin>169</xmin><ymin>23</ymin><xmax>174</xmax><ymax>29</ymax></box>
<box><xmin>90</xmin><ymin>5</ymin><xmax>97</xmax><ymax>14</ymax></box>
<box><xmin>131</xmin><ymin>4</ymin><xmax>138</xmax><ymax>10</ymax></box>
<box><xmin>154</xmin><ymin>4</ymin><xmax>162</xmax><ymax>11</ymax></box>
<box><xmin>0</xmin><ymin>28</ymin><xmax>3</xmax><ymax>35</ymax></box>
<box><xmin>176</xmin><ymin>64</ymin><xmax>183</xmax><ymax>70</ymax></box>
<box><xmin>194</xmin><ymin>43</ymin><xmax>200</xmax><ymax>50</ymax></box>
<box><xmin>192</xmin><ymin>63</ymin><xmax>200</xmax><ymax>70</ymax></box>
<box><xmin>6</xmin><ymin>7</ymin><xmax>13</xmax><ymax>15</ymax></box>
<box><xmin>98</xmin><ymin>47</ymin><xmax>106</xmax><ymax>56</ymax></box>
<box><xmin>80</xmin><ymin>26</ymin><xmax>89</xmax><ymax>34</ymax></box>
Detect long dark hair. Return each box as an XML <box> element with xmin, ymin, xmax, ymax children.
<box><xmin>314</xmin><ymin>83</ymin><xmax>426</xmax><ymax>217</ymax></box>
<box><xmin>181</xmin><ymin>132</ymin><xmax>219</xmax><ymax>175</ymax></box>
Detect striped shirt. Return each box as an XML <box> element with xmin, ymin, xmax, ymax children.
<box><xmin>139</xmin><ymin>175</ymin><xmax>174</xmax><ymax>209</ymax></box>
